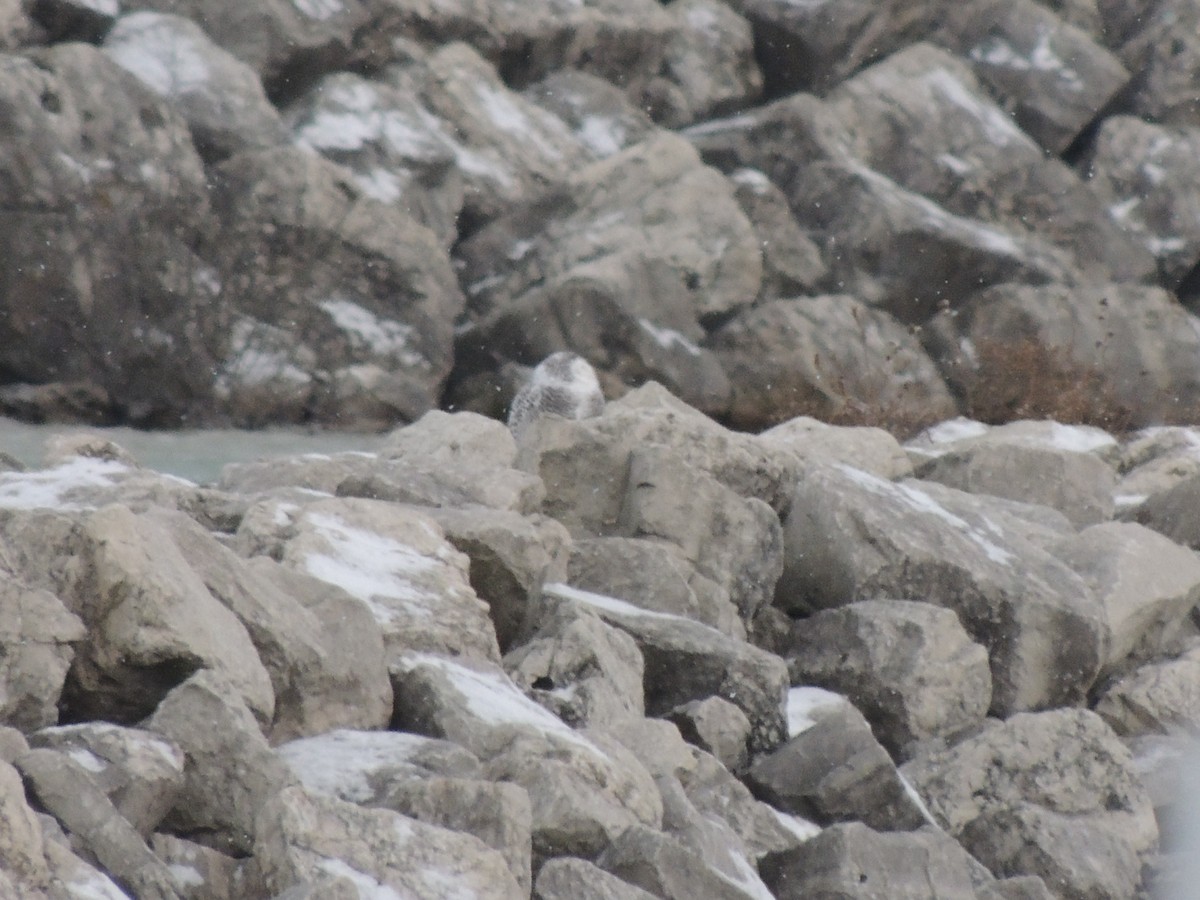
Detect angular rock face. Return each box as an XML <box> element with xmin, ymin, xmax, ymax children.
<box><xmin>3</xmin><ymin>401</ymin><xmax>1200</xmax><ymax>896</ymax></box>
<box><xmin>900</xmin><ymin>708</ymin><xmax>1158</xmax><ymax>899</ymax></box>
<box><xmin>11</xmin><ymin>0</ymin><xmax>1200</xmax><ymax>890</ymax></box>
<box><xmin>786</xmin><ymin>599</ymin><xmax>992</xmax><ymax>758</ymax></box>
<box><xmin>778</xmin><ymin>462</ymin><xmax>1104</xmax><ymax>714</ymax></box>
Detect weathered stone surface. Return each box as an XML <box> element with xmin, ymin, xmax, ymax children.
<box><xmin>727</xmin><ymin>168</ymin><xmax>827</xmax><ymax>299</ymax></box>
<box><xmin>665</xmin><ymin>696</ymin><xmax>751</xmax><ymax>773</ymax></box>
<box><xmin>567</xmin><ymin>537</ymin><xmax>743</xmax><ymax>638</ymax></box>
<box><xmin>456</xmin><ymin>132</ymin><xmax>758</xmax><ymax>414</ymax></box>
<box><xmin>961</xmin><ymin>802</ymin><xmax>1141</xmax><ymax>900</ymax></box>
<box><xmin>285</xmin><ymin>69</ymin><xmax>463</xmax><ymax>247</ymax></box>
<box><xmin>521</xmin><ymin>380</ymin><xmax>799</xmax><ymax>518</ymax></box>
<box><xmin>67</xmin><ymin>504</ymin><xmax>275</xmax><ymax>727</ymax></box>
<box><xmin>1054</xmin><ymin>522</ymin><xmax>1200</xmax><ymax>676</ymax></box>
<box><xmin>757</xmin><ymin>415</ymin><xmax>914</xmax><ymax>481</ymax></box>
<box><xmin>708</xmin><ymin>295</ymin><xmax>956</xmax><ymax>433</ymax></box>
<box><xmin>787</xmin><ymin>600</ymin><xmax>992</xmax><ymax>758</ymax></box>
<box><xmin>207</xmin><ymin>145</ymin><xmax>463</xmax><ymax>428</ymax></box>
<box><xmin>266</xmin><ymin>497</ymin><xmax>502</xmax><ymax>666</ymax></box>
<box><xmin>424</xmin><ymin>505</ymin><xmax>571</xmax><ymax>652</ymax></box>
<box><xmin>936</xmin><ymin>0</ymin><xmax>1129</xmax><ymax>154</ymax></box>
<box><xmin>0</xmin><ymin>42</ymin><xmax>219</xmax><ymax>427</ymax></box>
<box><xmin>153</xmin><ymin>508</ymin><xmax>393</xmax><ymax>741</ymax></box>
<box><xmin>828</xmin><ymin>43</ymin><xmax>1153</xmax><ymax>284</ymax></box>
<box><xmin>759</xmin><ymin>821</ymin><xmax>1013</xmax><ymax>900</ymax></box>
<box><xmin>0</xmin><ymin>574</ymin><xmax>84</xmax><ymax>731</ymax></box>
<box><xmin>777</xmin><ymin>463</ymin><xmax>1103</xmax><ymax>714</ymax></box>
<box><xmin>385</xmin><ymin>42</ymin><xmax>591</xmax><ymax>228</ymax></box>
<box><xmin>392</xmin><ymin>651</ymin><xmax>661</xmax><ymax>858</ymax></box>
<box><xmin>1095</xmin><ymin>642</ymin><xmax>1200</xmax><ymax>737</ymax></box>
<box><xmin>928</xmin><ymin>282</ymin><xmax>1200</xmax><ymax>430</ymax></box>
<box><xmin>534</xmin><ymin>856</ymin><xmax>659</xmax><ymax>900</ymax></box>
<box><xmin>122</xmin><ymin>0</ymin><xmax>369</xmax><ymax>91</ymax></box>
<box><xmin>17</xmin><ymin>747</ymin><xmax>181</xmax><ymax>898</ymax></box>
<box><xmin>596</xmin><ymin>824</ymin><xmax>765</xmax><ymax>900</ymax></box>
<box><xmin>901</xmin><ymin>708</ymin><xmax>1157</xmax><ymax>894</ymax></box>
<box><xmin>28</xmin><ymin>723</ymin><xmax>184</xmax><ymax>837</ymax></box>
<box><xmin>144</xmin><ymin>670</ymin><xmax>296</xmax><ymax>855</ymax></box>
<box><xmin>278</xmin><ymin>729</ymin><xmax>482</xmax><ymax>804</ymax></box>
<box><xmin>541</xmin><ymin>584</ymin><xmax>788</xmax><ymax>752</ymax></box>
<box><xmin>506</xmin><ymin>602</ymin><xmax>645</xmax><ymax>730</ymax></box>
<box><xmin>255</xmin><ymin>785</ymin><xmax>524</xmax><ymax>899</ymax></box>
<box><xmin>650</xmin><ymin>0</ymin><xmax>762</xmax><ymax>127</ymax></box>
<box><xmin>103</xmin><ymin>12</ymin><xmax>286</xmax><ymax>162</ymax></box>
<box><xmin>0</xmin><ymin>758</ymin><xmax>48</xmax><ymax>892</ymax></box>
<box><xmin>524</xmin><ymin>69</ymin><xmax>657</xmax><ymax>160</ymax></box>
<box><xmin>1086</xmin><ymin>116</ymin><xmax>1200</xmax><ymax>289</ymax></box>
<box><xmin>788</xmin><ymin>158</ymin><xmax>1071</xmax><ymax>324</ymax></box>
<box><xmin>746</xmin><ymin>692</ymin><xmax>927</xmax><ymax>831</ymax></box>
<box><xmin>915</xmin><ymin>439</ymin><xmax>1117</xmax><ymax>528</ymax></box>
<box><xmin>1103</xmin><ymin>0</ymin><xmax>1200</xmax><ymax>127</ymax></box>
<box><xmin>149</xmin><ymin>832</ymin><xmax>240</xmax><ymax>900</ymax></box>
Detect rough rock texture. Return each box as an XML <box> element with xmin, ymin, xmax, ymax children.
<box><xmin>0</xmin><ymin>399</ymin><xmax>1197</xmax><ymax>896</ymax></box>
<box><xmin>7</xmin><ymin>0</ymin><xmax>1200</xmax><ymax>893</ymax></box>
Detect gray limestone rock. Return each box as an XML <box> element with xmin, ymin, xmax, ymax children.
<box><xmin>254</xmin><ymin>785</ymin><xmax>524</xmax><ymax>899</ymax></box>
<box><xmin>567</xmin><ymin>537</ymin><xmax>743</xmax><ymax>639</ymax></box>
<box><xmin>777</xmin><ymin>463</ymin><xmax>1103</xmax><ymax>714</ymax></box>
<box><xmin>746</xmin><ymin>696</ymin><xmax>928</xmax><ymax>831</ymax></box>
<box><xmin>535</xmin><ymin>857</ymin><xmax>659</xmax><ymax>900</ymax></box>
<box><xmin>787</xmin><ymin>599</ymin><xmax>992</xmax><ymax>759</ymax></box>
<box><xmin>936</xmin><ymin>0</ymin><xmax>1129</xmax><ymax>154</ymax></box>
<box><xmin>505</xmin><ymin>601</ymin><xmax>646</xmax><ymax>730</ymax></box>
<box><xmin>1054</xmin><ymin>522</ymin><xmax>1200</xmax><ymax>677</ymax></box>
<box><xmin>915</xmin><ymin>439</ymin><xmax>1117</xmax><ymax>528</ymax></box>
<box><xmin>270</xmin><ymin>497</ymin><xmax>503</xmax><ymax>667</ymax></box>
<box><xmin>900</xmin><ymin>708</ymin><xmax>1158</xmax><ymax>892</ymax></box>
<box><xmin>759</xmin><ymin>821</ymin><xmax>1019</xmax><ymax>900</ymax></box>
<box><xmin>0</xmin><ymin>575</ymin><xmax>84</xmax><ymax>732</ymax></box>
<box><xmin>391</xmin><ymin>651</ymin><xmax>661</xmax><ymax>858</ymax></box>
<box><xmin>17</xmin><ymin>747</ymin><xmax>182</xmax><ymax>899</ymax></box>
<box><xmin>104</xmin><ymin>12</ymin><xmax>286</xmax><ymax>162</ymax></box>
<box><xmin>539</xmin><ymin>583</ymin><xmax>788</xmax><ymax>753</ymax></box>
<box><xmin>666</xmin><ymin>696</ymin><xmax>752</xmax><ymax>773</ymax></box>
<box><xmin>27</xmin><ymin>723</ymin><xmax>184</xmax><ymax>837</ymax></box>
<box><xmin>1085</xmin><ymin>115</ymin><xmax>1200</xmax><ymax>289</ymax></box>
<box><xmin>708</xmin><ymin>295</ymin><xmax>957</xmax><ymax>433</ymax></box>
<box><xmin>208</xmin><ymin>145</ymin><xmax>463</xmax><ymax>429</ymax></box>
<box><xmin>144</xmin><ymin>670</ymin><xmax>296</xmax><ymax>856</ymax></box>
<box><xmin>927</xmin><ymin>282</ymin><xmax>1200</xmax><ymax>430</ymax></box>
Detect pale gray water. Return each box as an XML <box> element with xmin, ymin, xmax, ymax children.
<box><xmin>0</xmin><ymin>417</ymin><xmax>389</xmax><ymax>485</ymax></box>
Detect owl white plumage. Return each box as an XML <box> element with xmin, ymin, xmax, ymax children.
<box><xmin>507</xmin><ymin>352</ymin><xmax>606</xmax><ymax>439</ymax></box>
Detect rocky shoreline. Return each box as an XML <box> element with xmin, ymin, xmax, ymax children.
<box><xmin>1</xmin><ymin>395</ymin><xmax>1200</xmax><ymax>898</ymax></box>
<box><xmin>3</xmin><ymin>1</ymin><xmax>1200</xmax><ymax>433</ymax></box>
<box><xmin>5</xmin><ymin>0</ymin><xmax>1200</xmax><ymax>897</ymax></box>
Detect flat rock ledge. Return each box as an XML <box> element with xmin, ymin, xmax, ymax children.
<box><xmin>1</xmin><ymin>396</ymin><xmax>1199</xmax><ymax>899</ymax></box>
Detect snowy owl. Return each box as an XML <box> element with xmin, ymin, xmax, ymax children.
<box><xmin>507</xmin><ymin>352</ymin><xmax>605</xmax><ymax>439</ymax></box>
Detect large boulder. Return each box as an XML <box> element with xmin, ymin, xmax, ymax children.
<box><xmin>827</xmin><ymin>42</ymin><xmax>1154</xmax><ymax>284</ymax></box>
<box><xmin>254</xmin><ymin>785</ymin><xmax>524</xmax><ymax>899</ymax></box>
<box><xmin>207</xmin><ymin>145</ymin><xmax>463</xmax><ymax>428</ymax></box>
<box><xmin>786</xmin><ymin>599</ymin><xmax>992</xmax><ymax>758</ymax></box>
<box><xmin>103</xmin><ymin>11</ymin><xmax>286</xmax><ymax>162</ymax></box>
<box><xmin>777</xmin><ymin>463</ymin><xmax>1103</xmax><ymax>714</ymax></box>
<box><xmin>392</xmin><ymin>651</ymin><xmax>662</xmax><ymax>858</ymax></box>
<box><xmin>707</xmin><ymin>295</ymin><xmax>956</xmax><ymax>433</ymax></box>
<box><xmin>0</xmin><ymin>575</ymin><xmax>84</xmax><ymax>731</ymax></box>
<box><xmin>540</xmin><ymin>583</ymin><xmax>789</xmax><ymax>752</ymax></box>
<box><xmin>455</xmin><ymin>131</ymin><xmax>760</xmax><ymax>415</ymax></box>
<box><xmin>901</xmin><ymin>708</ymin><xmax>1158</xmax><ymax>897</ymax></box>
<box><xmin>0</xmin><ymin>43</ymin><xmax>220</xmax><ymax>426</ymax></box>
